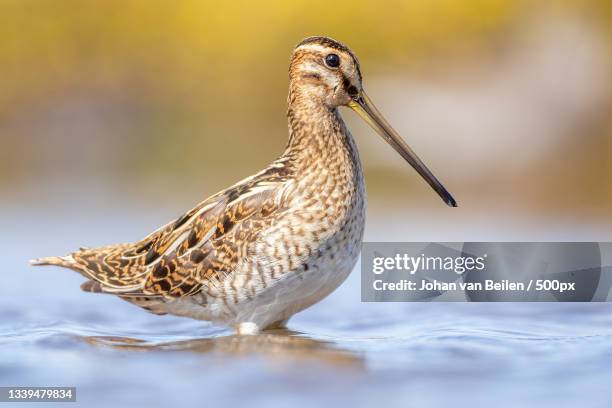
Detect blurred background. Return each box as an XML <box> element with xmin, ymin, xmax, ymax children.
<box><xmin>1</xmin><ymin>0</ymin><xmax>611</xmax><ymax>240</ymax></box>
<box><xmin>2</xmin><ymin>2</ymin><xmax>612</xmax><ymax>408</ymax></box>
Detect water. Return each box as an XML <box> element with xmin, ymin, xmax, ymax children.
<box><xmin>2</xmin><ymin>204</ymin><xmax>612</xmax><ymax>407</ymax></box>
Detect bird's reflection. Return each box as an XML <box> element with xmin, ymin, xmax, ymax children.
<box><xmin>83</xmin><ymin>329</ymin><xmax>364</xmax><ymax>368</ymax></box>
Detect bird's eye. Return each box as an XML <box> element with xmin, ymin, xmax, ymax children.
<box><xmin>325</xmin><ymin>53</ymin><xmax>340</xmax><ymax>68</ymax></box>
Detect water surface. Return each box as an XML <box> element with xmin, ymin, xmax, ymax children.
<box><xmin>2</xmin><ymin>206</ymin><xmax>612</xmax><ymax>407</ymax></box>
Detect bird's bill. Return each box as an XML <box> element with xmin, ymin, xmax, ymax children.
<box><xmin>348</xmin><ymin>90</ymin><xmax>457</xmax><ymax>207</ymax></box>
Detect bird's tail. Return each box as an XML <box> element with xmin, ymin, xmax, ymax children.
<box><xmin>29</xmin><ymin>255</ymin><xmax>75</xmax><ymax>268</ymax></box>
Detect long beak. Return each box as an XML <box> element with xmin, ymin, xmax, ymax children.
<box><xmin>348</xmin><ymin>90</ymin><xmax>457</xmax><ymax>207</ymax></box>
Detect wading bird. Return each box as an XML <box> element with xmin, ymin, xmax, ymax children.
<box><xmin>32</xmin><ymin>36</ymin><xmax>456</xmax><ymax>334</ymax></box>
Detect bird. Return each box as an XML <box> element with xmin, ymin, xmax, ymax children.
<box><xmin>31</xmin><ymin>36</ymin><xmax>456</xmax><ymax>335</ymax></box>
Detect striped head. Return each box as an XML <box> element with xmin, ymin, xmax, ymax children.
<box><xmin>288</xmin><ymin>36</ymin><xmax>458</xmax><ymax>208</ymax></box>
<box><xmin>290</xmin><ymin>36</ymin><xmax>362</xmax><ymax>107</ymax></box>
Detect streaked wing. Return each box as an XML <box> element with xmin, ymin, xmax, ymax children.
<box><xmin>70</xmin><ymin>174</ymin><xmax>287</xmax><ymax>299</ymax></box>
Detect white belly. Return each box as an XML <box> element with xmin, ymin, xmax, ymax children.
<box><xmin>231</xmin><ymin>237</ymin><xmax>361</xmax><ymax>330</ymax></box>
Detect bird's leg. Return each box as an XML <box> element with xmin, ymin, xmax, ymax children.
<box><xmin>235</xmin><ymin>322</ymin><xmax>261</xmax><ymax>335</ymax></box>
<box><xmin>234</xmin><ymin>318</ymin><xmax>291</xmax><ymax>335</ymax></box>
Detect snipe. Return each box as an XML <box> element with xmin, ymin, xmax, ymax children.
<box><xmin>32</xmin><ymin>36</ymin><xmax>456</xmax><ymax>334</ymax></box>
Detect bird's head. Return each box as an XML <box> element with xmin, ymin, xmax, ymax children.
<box><xmin>290</xmin><ymin>36</ymin><xmax>363</xmax><ymax>107</ymax></box>
<box><xmin>289</xmin><ymin>36</ymin><xmax>457</xmax><ymax>207</ymax></box>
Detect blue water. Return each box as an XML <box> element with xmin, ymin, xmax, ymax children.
<box><xmin>2</xmin><ymin>205</ymin><xmax>612</xmax><ymax>407</ymax></box>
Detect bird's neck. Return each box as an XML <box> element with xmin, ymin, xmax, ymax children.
<box><xmin>283</xmin><ymin>86</ymin><xmax>361</xmax><ymax>176</ymax></box>
<box><xmin>279</xmin><ymin>85</ymin><xmax>365</xmax><ymax>219</ymax></box>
